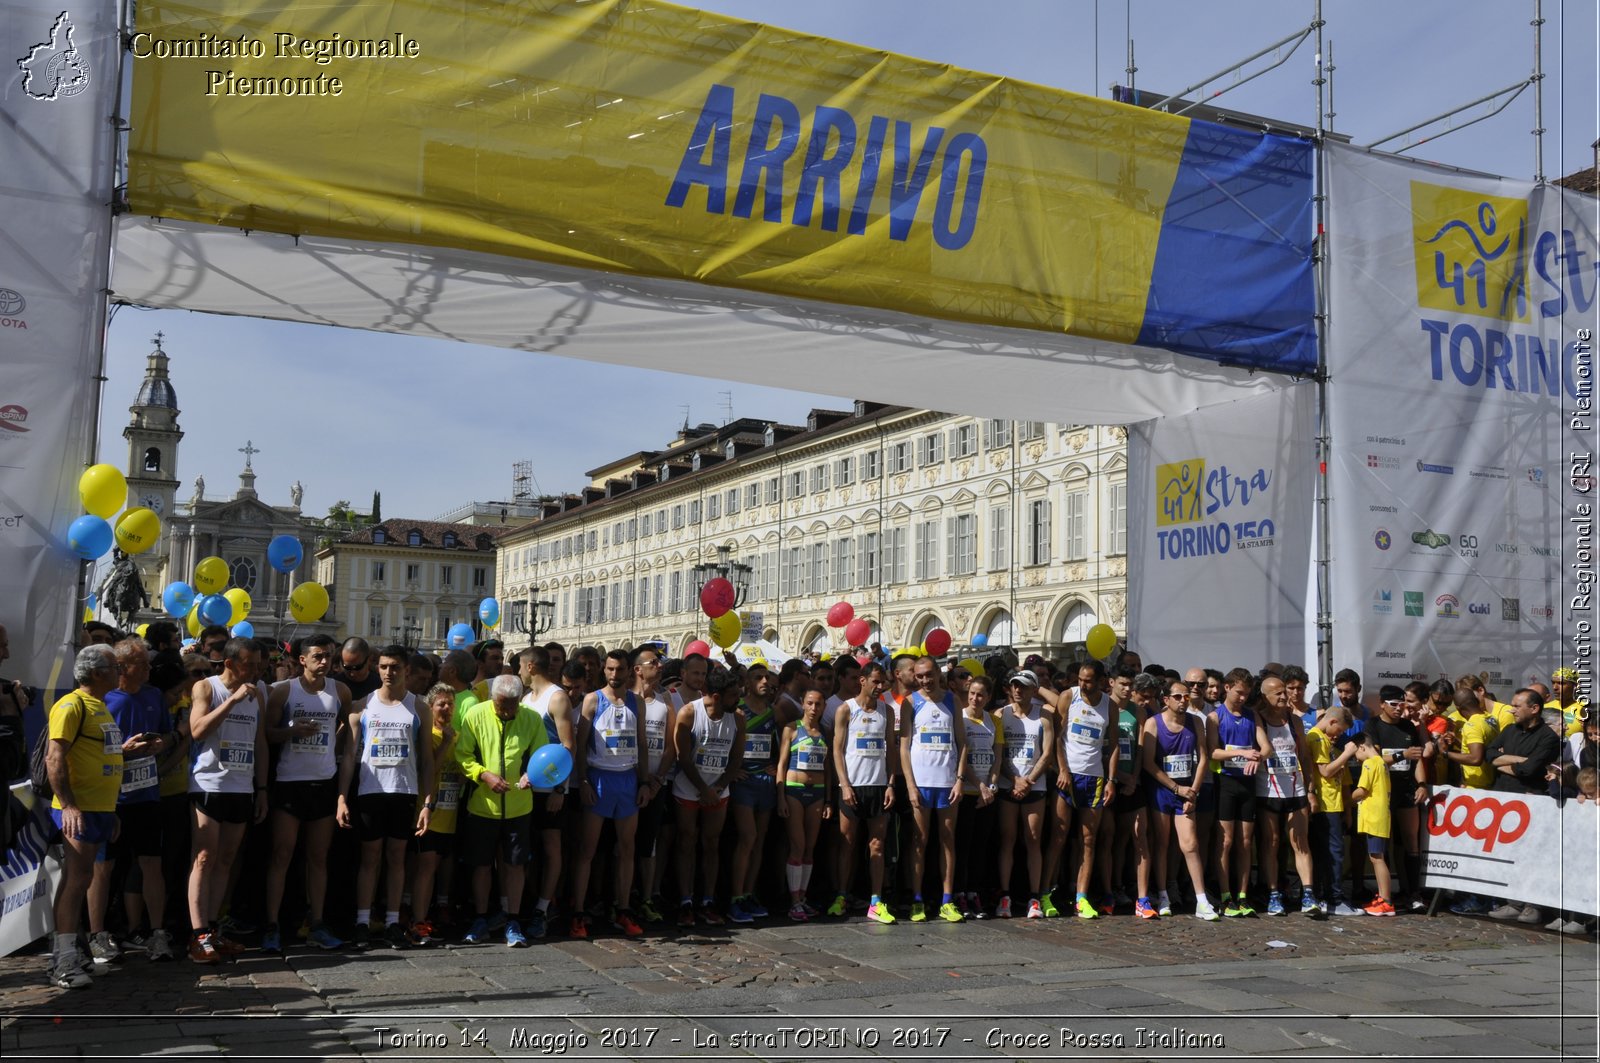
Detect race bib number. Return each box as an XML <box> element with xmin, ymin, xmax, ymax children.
<box><xmin>291</xmin><ymin>726</ymin><xmax>330</xmax><ymax>752</ymax></box>
<box><xmin>970</xmin><ymin>747</ymin><xmax>994</xmax><ymax>777</ymax></box>
<box><xmin>120</xmin><ymin>756</ymin><xmax>158</xmax><ymax>795</ymax></box>
<box><xmin>854</xmin><ymin>735</ymin><xmax>886</xmax><ymax>758</ymax></box>
<box><xmin>101</xmin><ymin>722</ymin><xmax>123</xmax><ymax>756</ymax></box>
<box><xmin>1384</xmin><ymin>748</ymin><xmax>1411</xmax><ymax>772</ymax></box>
<box><xmin>918</xmin><ymin>728</ymin><xmax>952</xmax><ymax>747</ymax></box>
<box><xmin>745</xmin><ymin>733</ymin><xmax>773</xmax><ymax>761</ymax></box>
<box><xmin>645</xmin><ymin>720</ymin><xmax>666</xmax><ymax>755</ymax></box>
<box><xmin>1118</xmin><ymin>735</ymin><xmax>1134</xmax><ymax>763</ymax></box>
<box><xmin>1164</xmin><ymin>753</ymin><xmax>1197</xmax><ymax>780</ymax></box>
<box><xmin>602</xmin><ymin>728</ymin><xmax>637</xmax><ymax>755</ymax></box>
<box><xmin>219</xmin><ymin>740</ymin><xmax>255</xmax><ymax>772</ymax></box>
<box><xmin>699</xmin><ymin>750</ymin><xmax>728</xmax><ymax>774</ymax></box>
<box><xmin>369</xmin><ymin>725</ymin><xmax>409</xmax><ymax>767</ymax></box>
<box><xmin>436</xmin><ymin>775</ymin><xmax>463</xmax><ymax>811</ymax></box>
<box><xmin>796</xmin><ymin>745</ymin><xmax>827</xmax><ymax>772</ymax></box>
<box><xmin>1268</xmin><ymin>753</ymin><xmax>1299</xmax><ymax>775</ymax></box>
<box><xmin>1068</xmin><ymin>719</ymin><xmax>1102</xmax><ymax>746</ymax></box>
<box><xmin>1011</xmin><ymin>736</ymin><xmax>1037</xmax><ymax>773</ymax></box>
<box><xmin>1223</xmin><ymin>744</ymin><xmax>1251</xmax><ymax>769</ymax></box>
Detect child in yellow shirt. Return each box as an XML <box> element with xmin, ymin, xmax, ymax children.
<box><xmin>1349</xmin><ymin>734</ymin><xmax>1394</xmax><ymax>917</ymax></box>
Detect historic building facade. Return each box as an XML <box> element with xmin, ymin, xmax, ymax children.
<box><xmin>495</xmin><ymin>403</ymin><xmax>1129</xmax><ymax>660</ymax></box>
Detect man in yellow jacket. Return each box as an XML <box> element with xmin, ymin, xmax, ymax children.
<box><xmin>455</xmin><ymin>674</ymin><xmax>548</xmax><ymax>945</ymax></box>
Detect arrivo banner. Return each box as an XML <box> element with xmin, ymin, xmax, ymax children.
<box><xmin>1419</xmin><ymin>786</ymin><xmax>1597</xmax><ymax>916</ymax></box>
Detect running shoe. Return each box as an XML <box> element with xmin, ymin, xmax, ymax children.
<box><xmin>826</xmin><ymin>895</ymin><xmax>847</xmax><ymax>918</ymax></box>
<box><xmin>1363</xmin><ymin>898</ymin><xmax>1396</xmax><ymax>917</ymax></box>
<box><xmin>699</xmin><ymin>907</ymin><xmax>725</xmax><ymax>927</ymax></box>
<box><xmin>867</xmin><ymin>902</ymin><xmax>896</xmax><ymax>925</ymax></box>
<box><xmin>351</xmin><ymin>923</ymin><xmax>371</xmax><ymax>950</ymax></box>
<box><xmin>1266</xmin><ymin>892</ymin><xmax>1286</xmax><ymax>916</ymax></box>
<box><xmin>996</xmin><ymin>896</ymin><xmax>1013</xmax><ymax>919</ymax></box>
<box><xmin>526</xmin><ymin>912</ymin><xmax>548</xmax><ymax>940</ymax></box>
<box><xmin>968</xmin><ymin>894</ymin><xmax>988</xmax><ymax>920</ymax></box>
<box><xmin>213</xmin><ymin>934</ymin><xmax>246</xmax><ymax>957</ymax></box>
<box><xmin>89</xmin><ymin>931</ymin><xmax>121</xmax><ymax>966</ymax></box>
<box><xmin>677</xmin><ymin>903</ymin><xmax>696</xmax><ymax>929</ymax></box>
<box><xmin>1074</xmin><ymin>896</ymin><xmax>1099</xmax><ymax>920</ymax></box>
<box><xmin>954</xmin><ymin>894</ymin><xmax>970</xmax><ymax>918</ymax></box>
<box><xmin>726</xmin><ymin>899</ymin><xmax>755</xmax><ymax>924</ymax></box>
<box><xmin>406</xmin><ymin>922</ymin><xmax>434</xmax><ymax>947</ymax></box>
<box><xmin>307</xmin><ymin>924</ymin><xmax>344</xmax><ymax>950</ymax></box>
<box><xmin>1194</xmin><ymin>899</ymin><xmax>1220</xmax><ymax>922</ymax></box>
<box><xmin>261</xmin><ymin>925</ymin><xmax>282</xmax><ymax>954</ymax></box>
<box><xmin>1113</xmin><ymin>888</ymin><xmax>1133</xmax><ymax>908</ymax></box>
<box><xmin>1223</xmin><ymin>899</ymin><xmax>1245</xmax><ymax>918</ymax></box>
<box><xmin>188</xmin><ymin>933</ymin><xmax>221</xmax><ymax>965</ymax></box>
<box><xmin>909</xmin><ymin>902</ymin><xmax>927</xmax><ymax>923</ymax></box>
<box><xmin>384</xmin><ymin>923</ymin><xmax>409</xmax><ymax>950</ymax></box>
<box><xmin>146</xmin><ymin>929</ymin><xmax>176</xmax><ymax>962</ymax></box>
<box><xmin>569</xmin><ymin>914</ymin><xmax>590</xmax><ymax>939</ymax></box>
<box><xmin>743</xmin><ymin>896</ymin><xmax>769</xmax><ymax>919</ymax></box>
<box><xmin>1039</xmin><ymin>891</ymin><xmax>1061</xmax><ymax>918</ymax></box>
<box><xmin>218</xmin><ymin>914</ymin><xmax>257</xmax><ymax>936</ymax></box>
<box><xmin>1026</xmin><ymin>899</ymin><xmax>1044</xmax><ymax>919</ymax></box>
<box><xmin>939</xmin><ymin>902</ymin><xmax>964</xmax><ymax>923</ymax></box>
<box><xmin>613</xmin><ymin>910</ymin><xmax>644</xmax><ymax>938</ymax></box>
<box><xmin>485</xmin><ymin>911</ymin><xmax>508</xmax><ymax>933</ymax></box>
<box><xmin>1234</xmin><ymin>900</ymin><xmax>1257</xmax><ymax>917</ymax></box>
<box><xmin>788</xmin><ymin>903</ymin><xmax>809</xmax><ymax>922</ymax></box>
<box><xmin>49</xmin><ymin>948</ymin><xmax>93</xmax><ymax>988</ymax></box>
<box><xmin>1331</xmin><ymin>902</ymin><xmax>1363</xmax><ymax>917</ymax></box>
<box><xmin>639</xmin><ymin>897</ymin><xmax>664</xmax><ymax>924</ymax></box>
<box><xmin>462</xmin><ymin>917</ymin><xmax>489</xmax><ymax>945</ymax></box>
<box><xmin>1135</xmin><ymin>898</ymin><xmax>1158</xmax><ymax>920</ymax></box>
<box><xmin>1098</xmin><ymin>893</ymin><xmax>1116</xmax><ymax>917</ymax></box>
<box><xmin>504</xmin><ymin>920</ymin><xmax>527</xmax><ymax>948</ymax></box>
<box><xmin>848</xmin><ymin>894</ymin><xmax>870</xmax><ymax>913</ymax></box>
<box><xmin>1302</xmin><ymin>894</ymin><xmax>1323</xmax><ymax>918</ymax></box>
<box><xmin>1449</xmin><ymin>897</ymin><xmax>1488</xmax><ymax>916</ymax></box>
<box><xmin>1156</xmin><ymin>894</ymin><xmax>1173</xmax><ymax>917</ymax></box>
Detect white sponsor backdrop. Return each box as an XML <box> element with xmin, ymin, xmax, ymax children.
<box><xmin>0</xmin><ymin>2</ymin><xmax>120</xmax><ymax>686</ymax></box>
<box><xmin>1420</xmin><ymin>787</ymin><xmax>1598</xmax><ymax>916</ymax></box>
<box><xmin>1326</xmin><ymin>144</ymin><xmax>1596</xmax><ymax>695</ymax></box>
<box><xmin>1128</xmin><ymin>384</ymin><xmax>1317</xmax><ymax>668</ymax></box>
<box><xmin>0</xmin><ymin>783</ymin><xmax>63</xmax><ymax>956</ymax></box>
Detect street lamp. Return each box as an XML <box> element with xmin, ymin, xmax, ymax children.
<box><xmin>393</xmin><ymin>620</ymin><xmax>421</xmax><ymax>650</ymax></box>
<box><xmin>529</xmin><ymin>586</ymin><xmax>556</xmax><ymax>636</ymax></box>
<box><xmin>691</xmin><ymin>544</ymin><xmax>753</xmax><ymax>608</ymax></box>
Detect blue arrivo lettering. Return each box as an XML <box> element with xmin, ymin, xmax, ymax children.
<box><xmin>665</xmin><ymin>84</ymin><xmax>987</xmax><ymax>250</ymax></box>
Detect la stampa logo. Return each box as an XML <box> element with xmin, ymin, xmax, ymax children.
<box><xmin>17</xmin><ymin>11</ymin><xmax>90</xmax><ymax>101</ymax></box>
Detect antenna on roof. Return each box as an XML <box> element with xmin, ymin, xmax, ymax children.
<box><xmin>512</xmin><ymin>460</ymin><xmax>533</xmax><ymax>502</ymax></box>
<box><xmin>718</xmin><ymin>390</ymin><xmax>733</xmax><ymax>426</ymax></box>
<box><xmin>679</xmin><ymin>404</ymin><xmax>691</xmax><ymax>432</ymax></box>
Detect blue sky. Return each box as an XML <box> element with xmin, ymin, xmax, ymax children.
<box><xmin>100</xmin><ymin>0</ymin><xmax>1598</xmax><ymax>520</ymax></box>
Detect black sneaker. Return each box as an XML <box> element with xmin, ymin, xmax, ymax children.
<box><xmin>351</xmin><ymin>923</ymin><xmax>371</xmax><ymax>951</ymax></box>
<box><xmin>384</xmin><ymin>923</ymin><xmax>408</xmax><ymax>950</ymax></box>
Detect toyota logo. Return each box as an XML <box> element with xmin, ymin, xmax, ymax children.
<box><xmin>0</xmin><ymin>289</ymin><xmax>24</xmax><ymax>316</ymax></box>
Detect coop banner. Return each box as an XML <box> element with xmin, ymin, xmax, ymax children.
<box><xmin>123</xmin><ymin>0</ymin><xmax>1314</xmax><ymax>380</ymax></box>
<box><xmin>0</xmin><ymin>1</ymin><xmax>120</xmax><ymax>686</ymax></box>
<box><xmin>1420</xmin><ymin>787</ymin><xmax>1597</xmax><ymax>916</ymax></box>
<box><xmin>1127</xmin><ymin>383</ymin><xmax>1317</xmax><ymax>668</ymax></box>
<box><xmin>1325</xmin><ymin>144</ymin><xmax>1596</xmax><ymax>696</ymax></box>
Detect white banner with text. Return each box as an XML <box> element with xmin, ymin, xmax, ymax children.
<box><xmin>1419</xmin><ymin>786</ymin><xmax>1597</xmax><ymax>915</ymax></box>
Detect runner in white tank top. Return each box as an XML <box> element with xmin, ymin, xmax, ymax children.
<box><xmin>901</xmin><ymin>656</ymin><xmax>968</xmax><ymax>922</ymax></box>
<box><xmin>831</xmin><ymin>664</ymin><xmax>899</xmax><ymax>924</ymax></box>
<box><xmin>571</xmin><ymin>650</ymin><xmax>650</xmax><ymax>938</ymax></box>
<box><xmin>671</xmin><ymin>671</ymin><xmax>744</xmax><ymax>925</ymax></box>
<box><xmin>1253</xmin><ymin>677</ymin><xmax>1320</xmax><ymax>917</ymax></box>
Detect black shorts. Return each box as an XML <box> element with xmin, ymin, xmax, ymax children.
<box><xmin>636</xmin><ymin>785</ymin><xmax>672</xmax><ymax>858</ymax></box>
<box><xmin>270</xmin><ymin>777</ymin><xmax>339</xmax><ymax>822</ymax></box>
<box><xmin>1388</xmin><ymin>773</ymin><xmax>1418</xmax><ymax>809</ymax></box>
<box><xmin>191</xmin><ymin>791</ymin><xmax>254</xmax><ymax>825</ymax></box>
<box><xmin>113</xmin><ymin>802</ymin><xmax>163</xmax><ymax>859</ymax></box>
<box><xmin>413</xmin><ymin>830</ymin><xmax>455</xmax><ymax>856</ymax></box>
<box><xmin>840</xmin><ymin>785</ymin><xmax>887</xmax><ymax>820</ymax></box>
<box><xmin>999</xmin><ymin>787</ymin><xmax>1046</xmax><ymax>806</ymax></box>
<box><xmin>355</xmin><ymin>792</ymin><xmax>417</xmax><ymax>842</ymax></box>
<box><xmin>458</xmin><ymin>811</ymin><xmax>533</xmax><ymax>867</ymax></box>
<box><xmin>532</xmin><ymin>790</ymin><xmax>566</xmax><ymax>832</ymax></box>
<box><xmin>1215</xmin><ymin>774</ymin><xmax>1258</xmax><ymax>823</ymax></box>
<box><xmin>1259</xmin><ymin>794</ymin><xmax>1309</xmax><ymax>816</ymax></box>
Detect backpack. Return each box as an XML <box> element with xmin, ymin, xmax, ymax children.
<box><xmin>29</xmin><ymin>695</ymin><xmax>85</xmax><ymax>801</ymax></box>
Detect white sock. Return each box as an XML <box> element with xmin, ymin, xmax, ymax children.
<box><xmin>55</xmin><ymin>931</ymin><xmax>75</xmax><ymax>956</ymax></box>
<box><xmin>536</xmin><ymin>898</ymin><xmax>550</xmax><ymax>913</ymax></box>
<box><xmin>1196</xmin><ymin>891</ymin><xmax>1210</xmax><ymax>908</ymax></box>
<box><xmin>801</xmin><ymin>864</ymin><xmax>813</xmax><ymax>889</ymax></box>
<box><xmin>356</xmin><ymin>908</ymin><xmax>370</xmax><ymax>926</ymax></box>
<box><xmin>385</xmin><ymin>910</ymin><xmax>400</xmax><ymax>927</ymax></box>
<box><xmin>499</xmin><ymin>895</ymin><xmax>509</xmax><ymax>911</ymax></box>
<box><xmin>786</xmin><ymin>862</ymin><xmax>803</xmax><ymax>892</ymax></box>
<box><xmin>1158</xmin><ymin>890</ymin><xmax>1171</xmax><ymax>907</ymax></box>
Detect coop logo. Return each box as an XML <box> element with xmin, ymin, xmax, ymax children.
<box><xmin>1374</xmin><ymin>529</ymin><xmax>1392</xmax><ymax>551</ymax></box>
<box><xmin>1467</xmin><ymin>601</ymin><xmax>1491</xmax><ymax>616</ymax></box>
<box><xmin>16</xmin><ymin>12</ymin><xmax>91</xmax><ymax>102</ymax></box>
<box><xmin>1367</xmin><ymin>453</ymin><xmax>1401</xmax><ymax>470</ymax></box>
<box><xmin>1154</xmin><ymin>458</ymin><xmax>1275</xmax><ymax>561</ymax></box>
<box><xmin>1502</xmin><ymin>597</ymin><xmax>1520</xmax><ymax>621</ymax></box>
<box><xmin>1404</xmin><ymin>591</ymin><xmax>1424</xmax><ymax>617</ymax></box>
<box><xmin>1526</xmin><ymin>466</ymin><xmax>1547</xmax><ymax>487</ymax></box>
<box><xmin>1372</xmin><ymin>589</ymin><xmax>1393</xmax><ymax>615</ymax></box>
<box><xmin>1412</xmin><ymin>529</ymin><xmax>1451</xmax><ymax>550</ymax></box>
<box><xmin>1411</xmin><ymin>184</ymin><xmax>1529</xmax><ymax>322</ymax></box>
<box><xmin>1436</xmin><ymin>593</ymin><xmax>1460</xmax><ymax>619</ymax></box>
<box><xmin>1426</xmin><ymin>792</ymin><xmax>1531</xmax><ymax>853</ymax></box>
<box><xmin>0</xmin><ymin>405</ymin><xmax>28</xmax><ymax>434</ymax></box>
<box><xmin>1416</xmin><ymin>460</ymin><xmax>1455</xmax><ymax>476</ymax></box>
<box><xmin>0</xmin><ymin>288</ymin><xmax>27</xmax><ymax>330</ymax></box>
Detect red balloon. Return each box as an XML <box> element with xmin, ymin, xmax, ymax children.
<box><xmin>826</xmin><ymin>601</ymin><xmax>855</xmax><ymax>628</ymax></box>
<box><xmin>844</xmin><ymin>618</ymin><xmax>870</xmax><ymax>647</ymax></box>
<box><xmin>855</xmin><ymin>654</ymin><xmax>871</xmax><ymax>667</ymax></box>
<box><xmin>684</xmin><ymin>639</ymin><xmax>713</xmax><ymax>659</ymax></box>
<box><xmin>925</xmin><ymin>629</ymin><xmax>952</xmax><ymax>657</ymax></box>
<box><xmin>699</xmin><ymin>578</ymin><xmax>735</xmax><ymax>618</ymax></box>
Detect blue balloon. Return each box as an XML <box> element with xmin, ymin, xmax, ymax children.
<box><xmin>527</xmin><ymin>743</ymin><xmax>573</xmax><ymax>788</ymax></box>
<box><xmin>162</xmin><ymin>581</ymin><xmax>196</xmax><ymax>618</ymax></box>
<box><xmin>67</xmin><ymin>515</ymin><xmax>113</xmax><ymax>560</ymax></box>
<box><xmin>86</xmin><ymin>592</ymin><xmax>98</xmax><ymax>610</ymax></box>
<box><xmin>972</xmin><ymin>633</ymin><xmax>989</xmax><ymax>647</ymax></box>
<box><xmin>446</xmin><ymin>622</ymin><xmax>474</xmax><ymax>650</ymax></box>
<box><xmin>197</xmin><ymin>593</ymin><xmax>232</xmax><ymax>627</ymax></box>
<box><xmin>231</xmin><ymin>621</ymin><xmax>255</xmax><ymax>638</ymax></box>
<box><xmin>478</xmin><ymin>597</ymin><xmax>500</xmax><ymax>626</ymax></box>
<box><xmin>267</xmin><ymin>534</ymin><xmax>303</xmax><ymax>574</ymax></box>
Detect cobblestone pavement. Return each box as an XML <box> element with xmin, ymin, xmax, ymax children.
<box><xmin>3</xmin><ymin>909</ymin><xmax>1596</xmax><ymax>1060</ymax></box>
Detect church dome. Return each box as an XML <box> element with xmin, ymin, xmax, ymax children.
<box><xmin>133</xmin><ymin>337</ymin><xmax>178</xmax><ymax>411</ymax></box>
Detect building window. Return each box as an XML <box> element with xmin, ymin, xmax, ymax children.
<box><xmin>441</xmin><ymin>564</ymin><xmax>453</xmax><ymax>586</ymax></box>
<box><xmin>689</xmin><ymin>499</ymin><xmax>703</xmax><ymax>525</ymax></box>
<box><xmin>1030</xmin><ymin>499</ymin><xmax>1055</xmax><ymax>566</ymax></box>
<box><xmin>669</xmin><ymin>571</ymin><xmax>683</xmax><ymax>613</ymax></box>
<box><xmin>653</xmin><ymin>574</ymin><xmax>665</xmax><ymax>615</ymax></box>
<box><xmin>637</xmin><ymin>578</ymin><xmax>649</xmax><ymax>617</ymax></box>
<box><xmin>787</xmin><ymin>470</ymin><xmax>805</xmax><ymax>499</ymax></box>
<box><xmin>407</xmin><ymin>529</ymin><xmax>422</xmax><ymax>547</ymax></box>
<box><xmin>372</xmin><ymin>528</ymin><xmax>387</xmax><ymax>544</ymax></box>
<box><xmin>438</xmin><ymin>609</ymin><xmax>452</xmax><ymax>638</ymax></box>
<box><xmin>707</xmin><ymin>494</ymin><xmax>720</xmax><ymax>520</ymax></box>
<box><xmin>886</xmin><ymin>526</ymin><xmax>908</xmax><ymax>583</ymax></box>
<box><xmin>809</xmin><ymin>543</ymin><xmax>829</xmax><ymax>594</ymax></box>
<box><xmin>405</xmin><ymin>563</ymin><xmax>421</xmax><ymax>584</ymax></box>
<box><xmin>984</xmin><ymin>419</ymin><xmax>1012</xmax><ymax>449</ymax></box>
<box><xmin>887</xmin><ymin>442</ymin><xmax>911</xmax><ymax>474</ymax></box>
<box><xmin>948</xmin><ymin>513</ymin><xmax>977</xmax><ymax>576</ymax></box>
<box><xmin>726</xmin><ymin>487</ymin><xmax>741</xmax><ymax>515</ymax></box>
<box><xmin>611</xmin><ymin>583</ymin><xmax>623</xmax><ymax>620</ymax></box>
<box><xmin>918</xmin><ymin>432</ymin><xmax>944</xmax><ymax>466</ymax></box>
<box><xmin>835</xmin><ymin>455</ymin><xmax>855</xmax><ymax>486</ymax></box>
<box><xmin>765</xmin><ymin>477</ymin><xmax>780</xmax><ymax>504</ymax></box>
<box><xmin>809</xmin><ymin>463</ymin><xmax>829</xmax><ymax>494</ymax></box>
<box><xmin>370</xmin><ymin>560</ymin><xmax>386</xmax><ymax>584</ymax></box>
<box><xmin>368</xmin><ymin>610</ymin><xmax>384</xmax><ymax>637</ymax></box>
<box><xmin>860</xmin><ymin>532</ymin><xmax>880</xmax><ymax>586</ymax></box>
<box><xmin>228</xmin><ymin>557</ymin><xmax>258</xmax><ymax>593</ymax></box>
<box><xmin>863</xmin><ymin>449</ymin><xmax>881</xmax><ymax>479</ymax></box>
<box><xmin>915</xmin><ymin>520</ymin><xmax>940</xmax><ymax>580</ymax></box>
<box><xmin>143</xmin><ymin>447</ymin><xmax>161</xmax><ymax>473</ymax></box>
<box><xmin>672</xmin><ymin>505</ymin><xmax>685</xmax><ymax>529</ymax></box>
<box><xmin>472</xmin><ymin>566</ymin><xmax>487</xmax><ymax>589</ymax></box>
<box><xmin>833</xmin><ymin>538</ymin><xmax>856</xmax><ymax>591</ymax></box>
<box><xmin>627</xmin><ymin>517</ymin><xmax>638</xmax><ymax>541</ymax></box>
<box><xmin>762</xmin><ymin>547</ymin><xmax>778</xmax><ymax>599</ymax></box>
<box><xmin>586</xmin><ymin>531</ymin><xmax>597</xmax><ymax>551</ymax></box>
<box><xmin>952</xmin><ymin>424</ymin><xmax>978</xmax><ymax>458</ymax></box>
<box><xmin>1019</xmin><ymin>421</ymin><xmax>1046</xmax><ymax>442</ymax></box>
<box><xmin>988</xmin><ymin>505</ymin><xmax>1010</xmax><ymax>570</ymax></box>
<box><xmin>1065</xmin><ymin>489</ymin><xmax>1088</xmax><ymax>561</ymax></box>
<box><xmin>443</xmin><ymin>531</ymin><xmax>457</xmax><ymax>548</ymax></box>
<box><xmin>746</xmin><ymin>483</ymin><xmax>761</xmax><ymax>508</ymax></box>
<box><xmin>1108</xmin><ymin>481</ymin><xmax>1128</xmax><ymax>556</ymax></box>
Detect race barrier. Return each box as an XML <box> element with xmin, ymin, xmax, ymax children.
<box><xmin>0</xmin><ymin>782</ymin><xmax>64</xmax><ymax>957</ymax></box>
<box><xmin>1419</xmin><ymin>785</ymin><xmax>1598</xmax><ymax>916</ymax></box>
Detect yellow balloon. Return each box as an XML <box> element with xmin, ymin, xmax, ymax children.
<box><xmin>136</xmin><ymin>623</ymin><xmax>149</xmax><ymax>638</ymax></box>
<box><xmin>186</xmin><ymin>605</ymin><xmax>202</xmax><ymax>637</ymax></box>
<box><xmin>224</xmin><ymin>587</ymin><xmax>252</xmax><ymax>625</ymax></box>
<box><xmin>1085</xmin><ymin>623</ymin><xmax>1117</xmax><ymax>660</ymax></box>
<box><xmin>289</xmin><ymin>582</ymin><xmax>330</xmax><ymax>624</ymax></box>
<box><xmin>709</xmin><ymin>610</ymin><xmax>741</xmax><ymax>648</ymax></box>
<box><xmin>78</xmin><ymin>464</ymin><xmax>127</xmax><ymax>519</ymax></box>
<box><xmin>114</xmin><ymin>507</ymin><xmax>162</xmax><ymax>555</ymax></box>
<box><xmin>194</xmin><ymin>556</ymin><xmax>229</xmax><ymax>595</ymax></box>
<box><xmin>959</xmin><ymin>657</ymin><xmax>986</xmax><ymax>677</ymax></box>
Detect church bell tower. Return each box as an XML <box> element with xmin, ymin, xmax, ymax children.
<box><xmin>123</xmin><ymin>333</ymin><xmax>183</xmax><ymax>584</ymax></box>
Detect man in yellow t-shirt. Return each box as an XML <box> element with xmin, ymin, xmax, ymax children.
<box><xmin>1349</xmin><ymin>735</ymin><xmax>1393</xmax><ymax>917</ymax></box>
<box><xmin>1547</xmin><ymin>668</ymin><xmax>1587</xmax><ymax>737</ymax></box>
<box><xmin>1442</xmin><ymin>687</ymin><xmax>1499</xmax><ymax>789</ymax></box>
<box><xmin>1306</xmin><ymin>707</ymin><xmax>1360</xmax><ymax>915</ymax></box>
<box><xmin>46</xmin><ymin>646</ymin><xmax>144</xmax><ymax>988</ymax></box>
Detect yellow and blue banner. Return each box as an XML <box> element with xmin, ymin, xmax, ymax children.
<box><xmin>127</xmin><ymin>0</ymin><xmax>1314</xmax><ymax>372</ymax></box>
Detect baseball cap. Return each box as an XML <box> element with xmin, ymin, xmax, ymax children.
<box><xmin>1008</xmin><ymin>670</ymin><xmax>1039</xmax><ymax>689</ymax></box>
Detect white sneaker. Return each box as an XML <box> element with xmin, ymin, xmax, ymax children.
<box><xmin>1561</xmin><ymin>919</ymin><xmax>1592</xmax><ymax>936</ymax></box>
<box><xmin>89</xmin><ymin>931</ymin><xmax>121</xmax><ymax>966</ymax></box>
<box><xmin>1156</xmin><ymin>893</ymin><xmax>1173</xmax><ymax>917</ymax></box>
<box><xmin>1332</xmin><ymin>902</ymin><xmax>1363</xmax><ymax>916</ymax></box>
<box><xmin>1194</xmin><ymin>899</ymin><xmax>1220</xmax><ymax>921</ymax></box>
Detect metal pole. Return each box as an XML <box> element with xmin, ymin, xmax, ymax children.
<box><xmin>1313</xmin><ymin>0</ymin><xmax>1325</xmax><ymax>137</ymax></box>
<box><xmin>1313</xmin><ymin>132</ymin><xmax>1334</xmax><ymax>705</ymax></box>
<box><xmin>1326</xmin><ymin>40</ymin><xmax>1337</xmax><ymax>131</ymax></box>
<box><xmin>1151</xmin><ymin>24</ymin><xmax>1315</xmax><ymax>113</ymax></box>
<box><xmin>1366</xmin><ymin>81</ymin><xmax>1531</xmax><ymax>150</ymax></box>
<box><xmin>1532</xmin><ymin>0</ymin><xmax>1545</xmax><ymax>183</ymax></box>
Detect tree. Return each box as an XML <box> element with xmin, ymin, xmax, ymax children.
<box><xmin>371</xmin><ymin>490</ymin><xmax>382</xmax><ymax>524</ymax></box>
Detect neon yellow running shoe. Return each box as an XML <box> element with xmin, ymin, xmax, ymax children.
<box><xmin>909</xmin><ymin>902</ymin><xmax>926</xmax><ymax>923</ymax></box>
<box><xmin>1075</xmin><ymin>895</ymin><xmax>1099</xmax><ymax>920</ymax></box>
<box><xmin>826</xmin><ymin>895</ymin><xmax>846</xmax><ymax>917</ymax></box>
<box><xmin>867</xmin><ymin>902</ymin><xmax>896</xmax><ymax>925</ymax></box>
<box><xmin>1039</xmin><ymin>891</ymin><xmax>1061</xmax><ymax>918</ymax></box>
<box><xmin>939</xmin><ymin>902</ymin><xmax>964</xmax><ymax>923</ymax></box>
